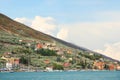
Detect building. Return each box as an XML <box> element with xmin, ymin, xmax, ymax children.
<box><xmin>45</xmin><ymin>67</ymin><xmax>53</xmax><ymax>72</ymax></box>
<box><xmin>63</xmin><ymin>62</ymin><xmax>70</xmax><ymax>67</ymax></box>
<box><xmin>1</xmin><ymin>55</ymin><xmax>20</xmax><ymax>70</ymax></box>
<box><xmin>108</xmin><ymin>64</ymin><xmax>115</xmax><ymax>70</ymax></box>
<box><xmin>36</xmin><ymin>43</ymin><xmax>43</xmax><ymax>49</ymax></box>
<box><xmin>44</xmin><ymin>59</ymin><xmax>50</xmax><ymax>64</ymax></box>
<box><xmin>93</xmin><ymin>61</ymin><xmax>105</xmax><ymax>70</ymax></box>
<box><xmin>116</xmin><ymin>65</ymin><xmax>120</xmax><ymax>70</ymax></box>
<box><xmin>6</xmin><ymin>62</ymin><xmax>12</xmax><ymax>70</ymax></box>
<box><xmin>14</xmin><ymin>58</ymin><xmax>20</xmax><ymax>66</ymax></box>
<box><xmin>56</xmin><ymin>50</ymin><xmax>64</xmax><ymax>55</ymax></box>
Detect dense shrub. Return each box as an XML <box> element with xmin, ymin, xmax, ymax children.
<box><xmin>19</xmin><ymin>56</ymin><xmax>29</xmax><ymax>65</ymax></box>
<box><xmin>53</xmin><ymin>63</ymin><xmax>64</xmax><ymax>70</ymax></box>
<box><xmin>36</xmin><ymin>48</ymin><xmax>57</xmax><ymax>56</ymax></box>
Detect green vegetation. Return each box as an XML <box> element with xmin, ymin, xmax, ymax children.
<box><xmin>78</xmin><ymin>52</ymin><xmax>102</xmax><ymax>60</ymax></box>
<box><xmin>0</xmin><ymin>30</ymin><xmax>117</xmax><ymax>70</ymax></box>
<box><xmin>0</xmin><ymin>13</ymin><xmax>119</xmax><ymax>71</ymax></box>
<box><xmin>36</xmin><ymin>48</ymin><xmax>57</xmax><ymax>56</ymax></box>
<box><xmin>20</xmin><ymin>56</ymin><xmax>29</xmax><ymax>65</ymax></box>
<box><xmin>53</xmin><ymin>63</ymin><xmax>64</xmax><ymax>70</ymax></box>
<box><xmin>0</xmin><ymin>13</ymin><xmax>52</xmax><ymax>42</ymax></box>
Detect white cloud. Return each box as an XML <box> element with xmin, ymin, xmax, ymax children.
<box><xmin>14</xmin><ymin>16</ymin><xmax>57</xmax><ymax>36</ymax></box>
<box><xmin>57</xmin><ymin>28</ymin><xmax>68</xmax><ymax>40</ymax></box>
<box><xmin>62</xmin><ymin>22</ymin><xmax>120</xmax><ymax>49</ymax></box>
<box><xmin>14</xmin><ymin>17</ymin><xmax>31</xmax><ymax>26</ymax></box>
<box><xmin>94</xmin><ymin>42</ymin><xmax>120</xmax><ymax>61</ymax></box>
<box><xmin>31</xmin><ymin>16</ymin><xmax>56</xmax><ymax>35</ymax></box>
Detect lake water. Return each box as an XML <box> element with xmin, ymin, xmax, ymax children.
<box><xmin>0</xmin><ymin>71</ymin><xmax>120</xmax><ymax>80</ymax></box>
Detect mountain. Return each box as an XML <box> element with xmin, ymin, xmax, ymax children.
<box><xmin>0</xmin><ymin>13</ymin><xmax>53</xmax><ymax>42</ymax></box>
<box><xmin>52</xmin><ymin>36</ymin><xmax>119</xmax><ymax>62</ymax></box>
<box><xmin>0</xmin><ymin>13</ymin><xmax>119</xmax><ymax>70</ymax></box>
<box><xmin>0</xmin><ymin>13</ymin><xmax>95</xmax><ymax>53</ymax></box>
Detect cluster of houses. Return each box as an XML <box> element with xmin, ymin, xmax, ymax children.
<box><xmin>0</xmin><ymin>39</ymin><xmax>120</xmax><ymax>71</ymax></box>
<box><xmin>93</xmin><ymin>60</ymin><xmax>120</xmax><ymax>70</ymax></box>
<box><xmin>19</xmin><ymin>39</ymin><xmax>72</xmax><ymax>55</ymax></box>
<box><xmin>1</xmin><ymin>52</ymin><xmax>19</xmax><ymax>71</ymax></box>
<box><xmin>0</xmin><ymin>40</ymin><xmax>73</xmax><ymax>71</ymax></box>
<box><xmin>1</xmin><ymin>51</ymin><xmax>120</xmax><ymax>71</ymax></box>
<box><xmin>35</xmin><ymin>42</ymin><xmax>72</xmax><ymax>55</ymax></box>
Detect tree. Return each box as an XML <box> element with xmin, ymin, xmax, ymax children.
<box><xmin>0</xmin><ymin>58</ymin><xmax>6</xmax><ymax>68</ymax></box>
<box><xmin>104</xmin><ymin>64</ymin><xmax>109</xmax><ymax>70</ymax></box>
<box><xmin>19</xmin><ymin>56</ymin><xmax>28</xmax><ymax>65</ymax></box>
<box><xmin>53</xmin><ymin>63</ymin><xmax>64</xmax><ymax>70</ymax></box>
<box><xmin>12</xmin><ymin>47</ymin><xmax>32</xmax><ymax>55</ymax></box>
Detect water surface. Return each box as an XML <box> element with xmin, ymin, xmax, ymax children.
<box><xmin>0</xmin><ymin>71</ymin><xmax>120</xmax><ymax>80</ymax></box>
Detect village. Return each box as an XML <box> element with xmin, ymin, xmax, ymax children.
<box><xmin>0</xmin><ymin>39</ymin><xmax>120</xmax><ymax>72</ymax></box>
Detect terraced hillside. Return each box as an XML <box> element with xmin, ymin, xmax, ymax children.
<box><xmin>0</xmin><ymin>13</ymin><xmax>119</xmax><ymax>71</ymax></box>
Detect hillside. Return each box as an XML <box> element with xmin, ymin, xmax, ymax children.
<box><xmin>0</xmin><ymin>13</ymin><xmax>120</xmax><ymax>71</ymax></box>
<box><xmin>0</xmin><ymin>13</ymin><xmax>53</xmax><ymax>42</ymax></box>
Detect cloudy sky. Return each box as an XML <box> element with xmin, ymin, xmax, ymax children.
<box><xmin>0</xmin><ymin>0</ymin><xmax>120</xmax><ymax>61</ymax></box>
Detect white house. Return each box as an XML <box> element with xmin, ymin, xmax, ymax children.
<box><xmin>46</xmin><ymin>67</ymin><xmax>53</xmax><ymax>72</ymax></box>
<box><xmin>6</xmin><ymin>62</ymin><xmax>12</xmax><ymax>70</ymax></box>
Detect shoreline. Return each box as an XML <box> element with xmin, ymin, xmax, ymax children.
<box><xmin>0</xmin><ymin>69</ymin><xmax>119</xmax><ymax>73</ymax></box>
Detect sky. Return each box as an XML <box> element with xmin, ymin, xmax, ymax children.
<box><xmin>0</xmin><ymin>0</ymin><xmax>120</xmax><ymax>61</ymax></box>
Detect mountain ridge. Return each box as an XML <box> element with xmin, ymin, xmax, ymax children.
<box><xmin>0</xmin><ymin>13</ymin><xmax>119</xmax><ymax>62</ymax></box>
<box><xmin>0</xmin><ymin>13</ymin><xmax>53</xmax><ymax>42</ymax></box>
<box><xmin>52</xmin><ymin>36</ymin><xmax>119</xmax><ymax>62</ymax></box>
<box><xmin>0</xmin><ymin>13</ymin><xmax>118</xmax><ymax>61</ymax></box>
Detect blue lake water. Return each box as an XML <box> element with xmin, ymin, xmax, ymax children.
<box><xmin>0</xmin><ymin>71</ymin><xmax>120</xmax><ymax>80</ymax></box>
